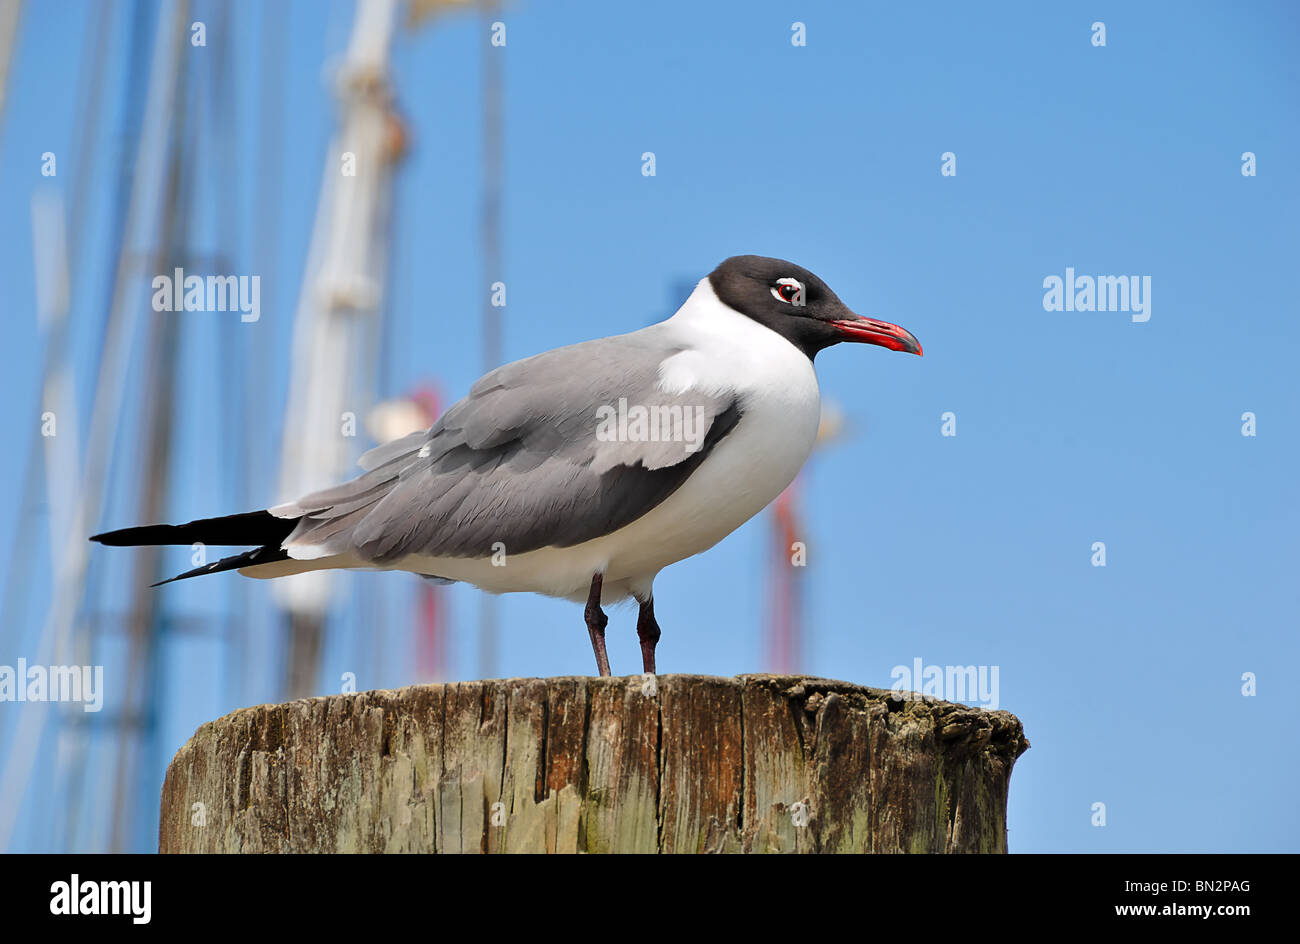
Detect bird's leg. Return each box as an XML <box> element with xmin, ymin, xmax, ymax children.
<box><xmin>584</xmin><ymin>573</ymin><xmax>611</xmax><ymax>677</ymax></box>
<box><xmin>636</xmin><ymin>597</ymin><xmax>661</xmax><ymax>675</ymax></box>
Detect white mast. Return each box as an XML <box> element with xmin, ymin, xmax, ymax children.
<box><xmin>275</xmin><ymin>0</ymin><xmax>403</xmax><ymax>697</ymax></box>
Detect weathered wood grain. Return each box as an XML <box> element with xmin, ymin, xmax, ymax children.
<box><xmin>159</xmin><ymin>674</ymin><xmax>1028</xmax><ymax>854</ymax></box>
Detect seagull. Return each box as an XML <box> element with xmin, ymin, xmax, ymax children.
<box><xmin>92</xmin><ymin>255</ymin><xmax>922</xmax><ymax>676</ymax></box>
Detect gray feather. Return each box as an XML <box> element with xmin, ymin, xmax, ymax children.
<box><xmin>283</xmin><ymin>328</ymin><xmax>743</xmax><ymax>563</ymax></box>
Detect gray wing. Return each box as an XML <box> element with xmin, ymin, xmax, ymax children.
<box><xmin>276</xmin><ymin>330</ymin><xmax>743</xmax><ymax>564</ymax></box>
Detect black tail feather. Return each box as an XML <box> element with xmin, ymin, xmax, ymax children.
<box><xmin>151</xmin><ymin>544</ymin><xmax>291</xmax><ymax>587</ymax></box>
<box><xmin>91</xmin><ymin>510</ymin><xmax>296</xmax><ymax>548</ymax></box>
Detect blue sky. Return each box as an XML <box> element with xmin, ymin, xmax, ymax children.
<box><xmin>1</xmin><ymin>0</ymin><xmax>1297</xmax><ymax>852</ymax></box>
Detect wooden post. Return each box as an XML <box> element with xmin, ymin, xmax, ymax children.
<box><xmin>159</xmin><ymin>674</ymin><xmax>1028</xmax><ymax>854</ymax></box>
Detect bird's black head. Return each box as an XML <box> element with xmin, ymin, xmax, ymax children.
<box><xmin>707</xmin><ymin>255</ymin><xmax>922</xmax><ymax>361</ymax></box>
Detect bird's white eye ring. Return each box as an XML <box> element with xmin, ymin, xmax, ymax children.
<box><xmin>771</xmin><ymin>278</ymin><xmax>804</xmax><ymax>306</ymax></box>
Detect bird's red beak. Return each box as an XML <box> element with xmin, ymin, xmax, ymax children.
<box><xmin>830</xmin><ymin>316</ymin><xmax>923</xmax><ymax>356</ymax></box>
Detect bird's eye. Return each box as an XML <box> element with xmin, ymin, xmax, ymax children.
<box><xmin>771</xmin><ymin>278</ymin><xmax>805</xmax><ymax>306</ymax></box>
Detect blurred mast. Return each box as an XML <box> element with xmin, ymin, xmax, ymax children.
<box><xmin>109</xmin><ymin>9</ymin><xmax>194</xmax><ymax>848</ymax></box>
<box><xmin>478</xmin><ymin>0</ymin><xmax>502</xmax><ymax>678</ymax></box>
<box><xmin>0</xmin><ymin>0</ymin><xmax>184</xmax><ymax>853</ymax></box>
<box><xmin>765</xmin><ymin>406</ymin><xmax>844</xmax><ymax>674</ymax></box>
<box><xmin>768</xmin><ymin>485</ymin><xmax>802</xmax><ymax>673</ymax></box>
<box><xmin>0</xmin><ymin>0</ymin><xmax>22</xmax><ymax>154</ymax></box>
<box><xmin>212</xmin><ymin>0</ymin><xmax>258</xmax><ymax>713</ymax></box>
<box><xmin>60</xmin><ymin>0</ymin><xmax>159</xmax><ymax>854</ymax></box>
<box><xmin>0</xmin><ymin>0</ymin><xmax>109</xmax><ymax>678</ymax></box>
<box><xmin>275</xmin><ymin>0</ymin><xmax>404</xmax><ymax>699</ymax></box>
<box><xmin>408</xmin><ymin>0</ymin><xmax>504</xmax><ymax>680</ymax></box>
<box><xmin>29</xmin><ymin>0</ymin><xmax>114</xmax><ymax>856</ymax></box>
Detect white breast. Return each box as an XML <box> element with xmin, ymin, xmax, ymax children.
<box><xmin>395</xmin><ymin>279</ymin><xmax>822</xmax><ymax>602</ymax></box>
